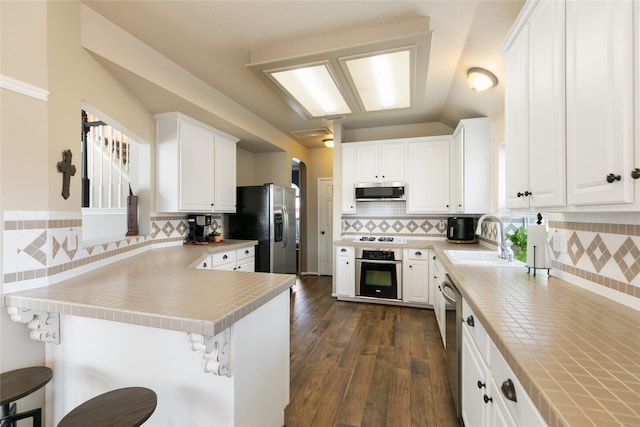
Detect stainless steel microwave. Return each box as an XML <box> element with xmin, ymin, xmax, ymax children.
<box><xmin>354</xmin><ymin>182</ymin><xmax>405</xmax><ymax>201</ymax></box>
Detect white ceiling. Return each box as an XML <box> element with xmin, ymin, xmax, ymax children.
<box><xmin>82</xmin><ymin>0</ymin><xmax>524</xmax><ymax>152</ymax></box>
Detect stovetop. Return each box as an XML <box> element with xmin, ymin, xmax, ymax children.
<box><xmin>352</xmin><ymin>236</ymin><xmax>407</xmax><ymax>243</ymax></box>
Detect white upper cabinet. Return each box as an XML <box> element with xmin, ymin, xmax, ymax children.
<box><xmin>527</xmin><ymin>0</ymin><xmax>566</xmax><ymax>208</ymax></box>
<box><xmin>212</xmin><ymin>133</ymin><xmax>238</xmax><ymax>212</ymax></box>
<box><xmin>566</xmin><ymin>0</ymin><xmax>634</xmax><ymax>206</ymax></box>
<box><xmin>406</xmin><ymin>137</ymin><xmax>450</xmax><ymax>213</ymax></box>
<box><xmin>341</xmin><ymin>144</ymin><xmax>356</xmax><ymax>214</ymax></box>
<box><xmin>503</xmin><ymin>0</ymin><xmax>638</xmax><ymax>211</ymax></box>
<box><xmin>503</xmin><ymin>0</ymin><xmax>566</xmax><ymax>209</ymax></box>
<box><xmin>355</xmin><ymin>141</ymin><xmax>405</xmax><ymax>183</ymax></box>
<box><xmin>451</xmin><ymin>118</ymin><xmax>493</xmax><ymax>213</ymax></box>
<box><xmin>155</xmin><ymin>112</ymin><xmax>239</xmax><ymax>213</ymax></box>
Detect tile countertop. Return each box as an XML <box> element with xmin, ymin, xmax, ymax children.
<box><xmin>335</xmin><ymin>239</ymin><xmax>640</xmax><ymax>427</ymax></box>
<box><xmin>3</xmin><ymin>240</ymin><xmax>296</xmax><ymax>337</ymax></box>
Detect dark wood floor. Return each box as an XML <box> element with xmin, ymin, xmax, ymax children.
<box><xmin>284</xmin><ymin>275</ymin><xmax>458</xmax><ymax>427</ymax></box>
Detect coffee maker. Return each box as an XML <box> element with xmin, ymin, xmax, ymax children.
<box><xmin>187</xmin><ymin>214</ymin><xmax>212</xmax><ymax>243</ymax></box>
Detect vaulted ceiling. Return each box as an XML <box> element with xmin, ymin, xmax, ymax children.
<box><xmin>83</xmin><ymin>1</ymin><xmax>524</xmax><ymax>152</ymax></box>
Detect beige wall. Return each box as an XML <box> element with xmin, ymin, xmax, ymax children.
<box><xmin>303</xmin><ymin>148</ymin><xmax>334</xmax><ymax>273</ymax></box>
<box><xmin>0</xmin><ymin>0</ymin><xmax>48</xmax><ymax>401</ymax></box>
<box><xmin>47</xmin><ymin>1</ymin><xmax>155</xmax><ymax>212</ymax></box>
<box><xmin>253</xmin><ymin>152</ymin><xmax>291</xmax><ymax>187</ymax></box>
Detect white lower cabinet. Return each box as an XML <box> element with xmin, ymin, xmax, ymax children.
<box><xmin>462</xmin><ymin>299</ymin><xmax>546</xmax><ymax>427</ymax></box>
<box><xmin>335</xmin><ymin>246</ymin><xmax>355</xmax><ymax>297</ymax></box>
<box><xmin>197</xmin><ymin>246</ymin><xmax>255</xmax><ymax>272</ymax></box>
<box><xmin>402</xmin><ymin>249</ymin><xmax>430</xmax><ymax>304</ymax></box>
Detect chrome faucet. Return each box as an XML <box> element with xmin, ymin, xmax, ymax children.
<box><xmin>476</xmin><ymin>214</ymin><xmax>512</xmax><ymax>260</ymax></box>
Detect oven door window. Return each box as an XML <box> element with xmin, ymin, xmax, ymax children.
<box><xmin>359</xmin><ymin>261</ymin><xmax>398</xmax><ymax>299</ymax></box>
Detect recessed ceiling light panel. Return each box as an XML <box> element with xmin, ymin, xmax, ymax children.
<box><xmin>268</xmin><ymin>63</ymin><xmax>351</xmax><ymax>117</ymax></box>
<box><xmin>343</xmin><ymin>49</ymin><xmax>412</xmax><ymax>112</ymax></box>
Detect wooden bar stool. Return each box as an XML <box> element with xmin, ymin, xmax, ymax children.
<box><xmin>1</xmin><ymin>366</ymin><xmax>53</xmax><ymax>427</ymax></box>
<box><xmin>57</xmin><ymin>387</ymin><xmax>156</xmax><ymax>427</ymax></box>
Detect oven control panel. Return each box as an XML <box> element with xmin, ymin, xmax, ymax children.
<box><xmin>361</xmin><ymin>250</ymin><xmax>396</xmax><ymax>261</ymax></box>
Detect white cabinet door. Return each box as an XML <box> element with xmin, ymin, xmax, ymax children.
<box><xmin>452</xmin><ymin>118</ymin><xmax>493</xmax><ymax>213</ymax></box>
<box><xmin>341</xmin><ymin>145</ymin><xmax>356</xmax><ymax>214</ymax></box>
<box><xmin>355</xmin><ymin>141</ymin><xmax>405</xmax><ymax>183</ymax></box>
<box><xmin>462</xmin><ymin>326</ymin><xmax>491</xmax><ymax>427</ymax></box>
<box><xmin>450</xmin><ymin>126</ymin><xmax>464</xmax><ymax>213</ymax></box>
<box><xmin>566</xmin><ymin>0</ymin><xmax>634</xmax><ymax>205</ymax></box>
<box><xmin>178</xmin><ymin>119</ymin><xmax>215</xmax><ymax>211</ymax></box>
<box><xmin>504</xmin><ymin>23</ymin><xmax>531</xmax><ymax>209</ymax></box>
<box><xmin>402</xmin><ymin>249</ymin><xmax>430</xmax><ymax>304</ymax></box>
<box><xmin>406</xmin><ymin>138</ymin><xmax>450</xmax><ymax>213</ymax></box>
<box><xmin>380</xmin><ymin>142</ymin><xmax>405</xmax><ymax>182</ymax></box>
<box><xmin>212</xmin><ymin>134</ymin><xmax>237</xmax><ymax>212</ymax></box>
<box><xmin>355</xmin><ymin>144</ymin><xmax>380</xmax><ymax>183</ymax></box>
<box><xmin>528</xmin><ymin>0</ymin><xmax>566</xmax><ymax>208</ymax></box>
<box><xmin>335</xmin><ymin>247</ymin><xmax>355</xmax><ymax>297</ymax></box>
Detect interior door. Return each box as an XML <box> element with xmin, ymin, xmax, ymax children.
<box><xmin>318</xmin><ymin>178</ymin><xmax>333</xmax><ymax>276</ymax></box>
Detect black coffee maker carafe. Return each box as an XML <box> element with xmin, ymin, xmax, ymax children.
<box><xmin>187</xmin><ymin>214</ymin><xmax>212</xmax><ymax>242</ymax></box>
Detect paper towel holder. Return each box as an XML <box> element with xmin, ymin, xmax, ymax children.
<box><xmin>527</xmin><ymin>213</ymin><xmax>551</xmax><ymax>277</ymax></box>
<box><xmin>527</xmin><ymin>245</ymin><xmax>551</xmax><ymax>277</ymax></box>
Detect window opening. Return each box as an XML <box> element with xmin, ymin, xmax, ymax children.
<box><xmin>81</xmin><ymin>110</ymin><xmax>132</xmax><ymax>209</ymax></box>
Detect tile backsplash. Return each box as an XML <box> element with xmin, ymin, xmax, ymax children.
<box><xmin>2</xmin><ymin>211</ymin><xmax>221</xmax><ymax>293</ymax></box>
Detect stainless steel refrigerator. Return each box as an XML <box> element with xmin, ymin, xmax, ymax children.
<box><xmin>225</xmin><ymin>184</ymin><xmax>296</xmax><ymax>274</ymax></box>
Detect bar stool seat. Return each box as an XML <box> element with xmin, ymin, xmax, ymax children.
<box><xmin>1</xmin><ymin>366</ymin><xmax>53</xmax><ymax>427</ymax></box>
<box><xmin>57</xmin><ymin>387</ymin><xmax>157</xmax><ymax>427</ymax></box>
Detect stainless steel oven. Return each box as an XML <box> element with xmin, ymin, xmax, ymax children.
<box><xmin>355</xmin><ymin>247</ymin><xmax>402</xmax><ymax>300</ymax></box>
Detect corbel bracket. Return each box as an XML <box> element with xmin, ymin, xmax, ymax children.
<box><xmin>187</xmin><ymin>329</ymin><xmax>230</xmax><ymax>377</ymax></box>
<box><xmin>7</xmin><ymin>307</ymin><xmax>60</xmax><ymax>344</ymax></box>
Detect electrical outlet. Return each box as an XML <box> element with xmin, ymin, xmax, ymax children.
<box><xmin>552</xmin><ymin>230</ymin><xmax>567</xmax><ymax>253</ymax></box>
<box><xmin>68</xmin><ymin>229</ymin><xmax>77</xmax><ymax>251</ymax></box>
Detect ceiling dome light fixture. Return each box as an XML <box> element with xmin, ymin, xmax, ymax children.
<box><xmin>467</xmin><ymin>67</ymin><xmax>498</xmax><ymax>92</ymax></box>
<box><xmin>323</xmin><ymin>138</ymin><xmax>334</xmax><ymax>148</ymax></box>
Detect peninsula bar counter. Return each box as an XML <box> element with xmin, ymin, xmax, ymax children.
<box><xmin>4</xmin><ymin>242</ymin><xmax>294</xmax><ymax>427</ymax></box>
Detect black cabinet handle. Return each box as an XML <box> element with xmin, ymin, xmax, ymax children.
<box><xmin>606</xmin><ymin>173</ymin><xmax>621</xmax><ymax>183</ymax></box>
<box><xmin>501</xmin><ymin>379</ymin><xmax>518</xmax><ymax>402</ymax></box>
<box><xmin>223</xmin><ymin>254</ymin><xmax>228</xmax><ymax>260</ymax></box>
<box><xmin>632</xmin><ymin>168</ymin><xmax>640</xmax><ymax>180</ymax></box>
<box><xmin>483</xmin><ymin>395</ymin><xmax>493</xmax><ymax>404</ymax></box>
<box><xmin>245</xmin><ymin>250</ymin><xmax>250</xmax><ymax>254</ymax></box>
<box><xmin>415</xmin><ymin>251</ymin><xmax>422</xmax><ymax>256</ymax></box>
<box><xmin>432</xmin><ymin>255</ymin><xmax>436</xmax><ymax>260</ymax></box>
<box><xmin>517</xmin><ymin>191</ymin><xmax>531</xmax><ymax>198</ymax></box>
<box><xmin>321</xmin><ymin>231</ymin><xmax>325</xmax><ymax>235</ymax></box>
<box><xmin>341</xmin><ymin>248</ymin><xmax>347</xmax><ymax>252</ymax></box>
<box><xmin>477</xmin><ymin>380</ymin><xmax>486</xmax><ymax>389</ymax></box>
<box><xmin>203</xmin><ymin>263</ymin><xmax>207</xmax><ymax>268</ymax></box>
<box><xmin>466</xmin><ymin>315</ymin><xmax>475</xmax><ymax>327</ymax></box>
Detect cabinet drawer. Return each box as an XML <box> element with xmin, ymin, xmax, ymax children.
<box><xmin>462</xmin><ymin>299</ymin><xmax>490</xmax><ymax>362</ymax></box>
<box><xmin>196</xmin><ymin>255</ymin><xmax>213</xmax><ymax>269</ymax></box>
<box><xmin>405</xmin><ymin>248</ymin><xmax>429</xmax><ymax>260</ymax></box>
<box><xmin>236</xmin><ymin>246</ymin><xmax>255</xmax><ymax>260</ymax></box>
<box><xmin>336</xmin><ymin>246</ymin><xmax>354</xmax><ymax>257</ymax></box>
<box><xmin>490</xmin><ymin>341</ymin><xmax>547</xmax><ymax>426</ymax></box>
<box><xmin>211</xmin><ymin>250</ymin><xmax>236</xmax><ymax>266</ymax></box>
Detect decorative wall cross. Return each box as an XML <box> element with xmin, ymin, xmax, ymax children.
<box><xmin>56</xmin><ymin>149</ymin><xmax>76</xmax><ymax>200</ymax></box>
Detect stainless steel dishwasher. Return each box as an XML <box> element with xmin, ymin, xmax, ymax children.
<box><xmin>442</xmin><ymin>273</ymin><xmax>462</xmax><ymax>422</ymax></box>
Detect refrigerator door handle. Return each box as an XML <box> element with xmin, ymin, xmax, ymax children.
<box><xmin>282</xmin><ymin>206</ymin><xmax>288</xmax><ymax>248</ymax></box>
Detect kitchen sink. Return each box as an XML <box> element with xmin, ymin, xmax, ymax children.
<box><xmin>444</xmin><ymin>250</ymin><xmax>526</xmax><ymax>268</ymax></box>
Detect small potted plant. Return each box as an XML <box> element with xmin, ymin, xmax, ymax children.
<box><xmin>212</xmin><ymin>225</ymin><xmax>221</xmax><ymax>243</ymax></box>
<box><xmin>506</xmin><ymin>226</ymin><xmax>527</xmax><ymax>262</ymax></box>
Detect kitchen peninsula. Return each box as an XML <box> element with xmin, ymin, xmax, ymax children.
<box><xmin>3</xmin><ymin>240</ymin><xmax>293</xmax><ymax>427</ymax></box>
